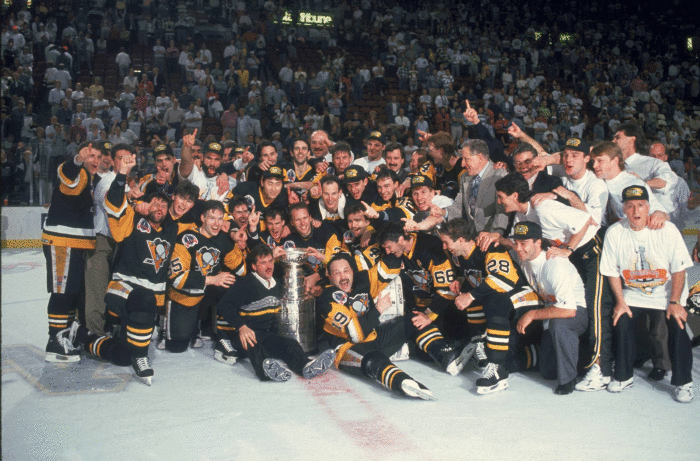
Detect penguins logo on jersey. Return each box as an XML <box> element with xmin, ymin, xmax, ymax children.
<box><xmin>343</xmin><ymin>231</ymin><xmax>354</xmax><ymax>245</ymax></box>
<box><xmin>408</xmin><ymin>269</ymin><xmax>431</xmax><ymax>292</ymax></box>
<box><xmin>195</xmin><ymin>246</ymin><xmax>221</xmax><ymax>276</ymax></box>
<box><xmin>287</xmin><ymin>169</ymin><xmax>297</xmax><ymax>181</ymax></box>
<box><xmin>349</xmin><ymin>293</ymin><xmax>370</xmax><ymax>314</ymax></box>
<box><xmin>333</xmin><ymin>291</ymin><xmax>348</xmax><ymax>305</ymax></box>
<box><xmin>465</xmin><ymin>269</ymin><xmax>483</xmax><ymax>288</ymax></box>
<box><xmin>144</xmin><ymin>238</ymin><xmax>171</xmax><ymax>273</ymax></box>
<box><xmin>182</xmin><ymin>234</ymin><xmax>198</xmax><ymax>249</ymax></box>
<box><xmin>137</xmin><ymin>218</ymin><xmax>152</xmax><ymax>234</ymax></box>
<box><xmin>266</xmin><ymin>235</ymin><xmax>278</xmax><ymax>248</ymax></box>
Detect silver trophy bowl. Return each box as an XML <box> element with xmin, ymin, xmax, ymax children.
<box><xmin>276</xmin><ymin>248</ymin><xmax>316</xmax><ymax>352</ymax></box>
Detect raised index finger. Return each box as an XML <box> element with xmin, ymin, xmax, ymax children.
<box><xmin>465</xmin><ymin>99</ymin><xmax>471</xmax><ymax>110</ymax></box>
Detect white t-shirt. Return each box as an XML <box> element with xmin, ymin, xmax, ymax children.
<box><xmin>514</xmin><ymin>201</ymin><xmax>595</xmax><ymax>250</ymax></box>
<box><xmin>179</xmin><ymin>164</ymin><xmax>229</xmax><ymax>201</ymax></box>
<box><xmin>353</xmin><ymin>156</ymin><xmax>386</xmax><ymax>174</ymax></box>
<box><xmin>600</xmin><ymin>219</ymin><xmax>692</xmax><ymax>309</ymax></box>
<box><xmin>562</xmin><ymin>170</ymin><xmax>609</xmax><ymax>227</ymax></box>
<box><xmin>521</xmin><ymin>251</ymin><xmax>587</xmax><ymax>328</ymax></box>
<box><xmin>604</xmin><ymin>171</ymin><xmax>664</xmax><ymax>221</ymax></box>
<box><xmin>624</xmin><ymin>153</ymin><xmax>677</xmax><ymax>213</ymax></box>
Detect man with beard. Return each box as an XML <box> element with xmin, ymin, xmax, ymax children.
<box><xmin>77</xmin><ymin>153</ymin><xmax>187</xmax><ymax>384</ymax></box>
<box><xmin>316</xmin><ymin>254</ymin><xmax>470</xmax><ymax>400</ymax></box>
<box><xmin>166</xmin><ymin>201</ymin><xmax>245</xmax><ymax>358</ymax></box>
<box><xmin>178</xmin><ymin>129</ymin><xmax>231</xmax><ymax>202</ymax></box>
<box><xmin>215</xmin><ymin>244</ymin><xmax>335</xmax><ymax>382</ymax></box>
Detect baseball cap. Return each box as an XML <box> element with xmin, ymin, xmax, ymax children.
<box><xmin>511</xmin><ymin>221</ymin><xmax>543</xmax><ymax>240</ymax></box>
<box><xmin>366</xmin><ymin>130</ymin><xmax>385</xmax><ymax>144</ymax></box>
<box><xmin>621</xmin><ymin>185</ymin><xmax>649</xmax><ymax>202</ymax></box>
<box><xmin>262</xmin><ymin>165</ymin><xmax>285</xmax><ymax>179</ymax></box>
<box><xmin>153</xmin><ymin>143</ymin><xmax>174</xmax><ymax>158</ymax></box>
<box><xmin>409</xmin><ymin>174</ymin><xmax>434</xmax><ymax>190</ymax></box>
<box><xmin>203</xmin><ymin>141</ymin><xmax>223</xmax><ymax>156</ymax></box>
<box><xmin>564</xmin><ymin>138</ymin><xmax>591</xmax><ymax>154</ymax></box>
<box><xmin>343</xmin><ymin>165</ymin><xmax>368</xmax><ymax>184</ymax></box>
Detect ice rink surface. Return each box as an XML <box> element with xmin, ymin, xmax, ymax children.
<box><xmin>2</xmin><ymin>248</ymin><xmax>699</xmax><ymax>461</ymax></box>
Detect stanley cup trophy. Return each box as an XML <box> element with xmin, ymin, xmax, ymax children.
<box><xmin>277</xmin><ymin>248</ymin><xmax>316</xmax><ymax>352</ymax></box>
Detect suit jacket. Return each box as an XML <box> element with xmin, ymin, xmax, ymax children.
<box><xmin>531</xmin><ymin>170</ymin><xmax>570</xmax><ymax>206</ymax></box>
<box><xmin>446</xmin><ymin>161</ymin><xmax>508</xmax><ymax>237</ymax></box>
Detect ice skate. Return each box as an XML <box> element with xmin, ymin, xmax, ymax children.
<box><xmin>45</xmin><ymin>327</ymin><xmax>81</xmax><ymax>363</ymax></box>
<box><xmin>132</xmin><ymin>356</ymin><xmax>154</xmax><ymax>386</ymax></box>
<box><xmin>262</xmin><ymin>358</ymin><xmax>292</xmax><ymax>382</ymax></box>
<box><xmin>400</xmin><ymin>379</ymin><xmax>436</xmax><ymax>400</ymax></box>
<box><xmin>476</xmin><ymin>362</ymin><xmax>509</xmax><ymax>394</ymax></box>
<box><xmin>213</xmin><ymin>338</ymin><xmax>238</xmax><ymax>366</ymax></box>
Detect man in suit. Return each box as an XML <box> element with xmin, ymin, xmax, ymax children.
<box><xmin>445</xmin><ymin>139</ymin><xmax>508</xmax><ymax>239</ymax></box>
<box><xmin>512</xmin><ymin>142</ymin><xmax>568</xmax><ymax>202</ymax></box>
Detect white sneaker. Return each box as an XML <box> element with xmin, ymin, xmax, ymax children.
<box><xmin>575</xmin><ymin>364</ymin><xmax>611</xmax><ymax>392</ymax></box>
<box><xmin>607</xmin><ymin>377</ymin><xmax>633</xmax><ymax>393</ymax></box>
<box><xmin>674</xmin><ymin>382</ymin><xmax>694</xmax><ymax>403</ymax></box>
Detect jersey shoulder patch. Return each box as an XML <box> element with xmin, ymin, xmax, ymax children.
<box><xmin>182</xmin><ymin>233</ymin><xmax>198</xmax><ymax>249</ymax></box>
<box><xmin>332</xmin><ymin>290</ymin><xmax>348</xmax><ymax>305</ymax></box>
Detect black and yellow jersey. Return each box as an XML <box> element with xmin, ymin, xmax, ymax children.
<box><xmin>41</xmin><ymin>157</ymin><xmax>96</xmax><ymax>249</ymax></box>
<box><xmin>434</xmin><ymin>160</ymin><xmax>466</xmax><ymax>200</ymax></box>
<box><xmin>342</xmin><ymin>230</ymin><xmax>382</xmax><ymax>270</ymax></box>
<box><xmin>288</xmin><ymin>223</ymin><xmax>348</xmax><ymax>273</ymax></box>
<box><xmin>282</xmin><ymin>162</ymin><xmax>323</xmax><ymax>184</ymax></box>
<box><xmin>105</xmin><ymin>173</ymin><xmax>185</xmax><ymax>294</ymax></box>
<box><xmin>250</xmin><ymin>229</ymin><xmax>296</xmax><ymax>251</ymax></box>
<box><xmin>316</xmin><ymin>267</ymin><xmax>396</xmax><ymax>346</ymax></box>
<box><xmin>168</xmin><ymin>229</ymin><xmax>246</xmax><ymax>307</ymax></box>
<box><xmin>231</xmin><ymin>181</ymin><xmax>288</xmax><ymax>232</ymax></box>
<box><xmin>378</xmin><ymin>233</ymin><xmax>456</xmax><ymax>316</ymax></box>
<box><xmin>215</xmin><ymin>272</ymin><xmax>282</xmax><ymax>331</ymax></box>
<box><xmin>452</xmin><ymin>243</ymin><xmax>541</xmax><ymax>310</ymax></box>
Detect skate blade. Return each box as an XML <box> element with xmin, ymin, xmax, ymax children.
<box><xmin>45</xmin><ymin>352</ymin><xmax>81</xmax><ymax>363</ymax></box>
<box><xmin>401</xmin><ymin>381</ymin><xmax>437</xmax><ymax>401</ymax></box>
<box><xmin>214</xmin><ymin>350</ymin><xmax>237</xmax><ymax>366</ymax></box>
<box><xmin>477</xmin><ymin>380</ymin><xmax>508</xmax><ymax>395</ymax></box>
<box><xmin>446</xmin><ymin>343</ymin><xmax>476</xmax><ymax>376</ymax></box>
<box><xmin>136</xmin><ymin>375</ymin><xmax>153</xmax><ymax>386</ymax></box>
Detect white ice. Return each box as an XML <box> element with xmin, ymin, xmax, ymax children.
<box><xmin>2</xmin><ymin>248</ymin><xmax>699</xmax><ymax>461</ymax></box>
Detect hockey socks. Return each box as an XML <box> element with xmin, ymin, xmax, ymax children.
<box><xmin>415</xmin><ymin>326</ymin><xmax>464</xmax><ymax>375</ymax></box>
<box><xmin>85</xmin><ymin>335</ymin><xmax>132</xmax><ymax>366</ymax></box>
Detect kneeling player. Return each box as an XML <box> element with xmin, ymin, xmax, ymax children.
<box><xmin>316</xmin><ymin>254</ymin><xmax>471</xmax><ymax>400</ymax></box>
<box><xmin>215</xmin><ymin>244</ymin><xmax>333</xmax><ymax>382</ymax></box>
<box><xmin>167</xmin><ymin>200</ymin><xmax>246</xmax><ymax>359</ymax></box>
<box><xmin>439</xmin><ymin>219</ymin><xmax>541</xmax><ymax>394</ymax></box>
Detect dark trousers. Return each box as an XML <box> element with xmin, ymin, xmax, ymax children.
<box><xmin>613</xmin><ymin>307</ymin><xmax>693</xmax><ymax>386</ymax></box>
<box><xmin>569</xmin><ymin>237</ymin><xmax>614</xmax><ymax>375</ymax></box>
<box><xmin>540</xmin><ymin>306</ymin><xmax>588</xmax><ymax>385</ymax></box>
<box><xmin>232</xmin><ymin>329</ymin><xmax>309</xmax><ymax>381</ymax></box>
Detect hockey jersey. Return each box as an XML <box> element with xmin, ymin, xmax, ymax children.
<box><xmin>377</xmin><ymin>233</ymin><xmax>456</xmax><ymax>316</ymax></box>
<box><xmin>105</xmin><ymin>173</ymin><xmax>185</xmax><ymax>295</ymax></box>
<box><xmin>169</xmin><ymin>229</ymin><xmax>246</xmax><ymax>306</ymax></box>
<box><xmin>41</xmin><ymin>157</ymin><xmax>96</xmax><ymax>249</ymax></box>
<box><xmin>216</xmin><ymin>272</ymin><xmax>282</xmax><ymax>331</ymax></box>
<box><xmin>452</xmin><ymin>243</ymin><xmax>541</xmax><ymax>310</ymax></box>
<box><xmin>287</xmin><ymin>223</ymin><xmax>348</xmax><ymax>273</ymax></box>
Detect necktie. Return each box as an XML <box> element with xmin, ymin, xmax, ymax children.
<box><xmin>469</xmin><ymin>174</ymin><xmax>481</xmax><ymax>216</ymax></box>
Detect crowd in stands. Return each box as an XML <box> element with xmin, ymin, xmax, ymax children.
<box><xmin>1</xmin><ymin>0</ymin><xmax>699</xmax><ymax>400</ymax></box>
